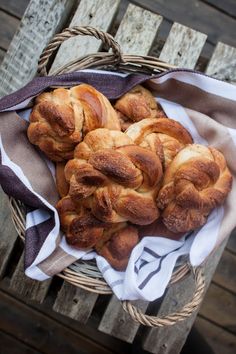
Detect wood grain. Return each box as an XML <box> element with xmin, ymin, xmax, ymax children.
<box><xmin>199</xmin><ymin>283</ymin><xmax>236</xmax><ymax>334</ymax></box>
<box><xmin>0</xmin><ymin>48</ymin><xmax>6</xmax><ymax>65</ymax></box>
<box><xmin>53</xmin><ymin>282</ymin><xmax>98</xmax><ymax>323</ymax></box>
<box><xmin>0</xmin><ymin>0</ymin><xmax>30</xmax><ymax>18</ymax></box>
<box><xmin>159</xmin><ymin>23</ymin><xmax>207</xmax><ymax>68</ymax></box>
<box><xmin>0</xmin><ymin>0</ymin><xmax>74</xmax><ymax>98</ymax></box>
<box><xmin>98</xmin><ymin>296</ymin><xmax>148</xmax><ymax>343</ymax></box>
<box><xmin>205</xmin><ymin>42</ymin><xmax>236</xmax><ymax>83</ymax></box>
<box><xmin>0</xmin><ymin>187</ymin><xmax>18</xmax><ymax>278</ymax></box>
<box><xmin>142</xmin><ymin>238</ymin><xmax>229</xmax><ymax>354</ymax></box>
<box><xmin>227</xmin><ymin>228</ymin><xmax>236</xmax><ymax>254</ymax></box>
<box><xmin>203</xmin><ymin>0</ymin><xmax>236</xmax><ymax>17</ymax></box>
<box><xmin>50</xmin><ymin>0</ymin><xmax>120</xmax><ymax>74</ymax></box>
<box><xmin>10</xmin><ymin>254</ymin><xmax>51</xmax><ymax>303</ymax></box>
<box><xmin>0</xmin><ymin>330</ymin><xmax>41</xmax><ymax>354</ymax></box>
<box><xmin>0</xmin><ymin>10</ymin><xmax>20</xmax><ymax>50</ymax></box>
<box><xmin>195</xmin><ymin>316</ymin><xmax>236</xmax><ymax>354</ymax></box>
<box><xmin>114</xmin><ymin>3</ymin><xmax>162</xmax><ymax>55</ymax></box>
<box><xmin>213</xmin><ymin>250</ymin><xmax>236</xmax><ymax>294</ymax></box>
<box><xmin>0</xmin><ymin>289</ymin><xmax>114</xmax><ymax>354</ymax></box>
<box><xmin>132</xmin><ymin>0</ymin><xmax>236</xmax><ymax>49</ymax></box>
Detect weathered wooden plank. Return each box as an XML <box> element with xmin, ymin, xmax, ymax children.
<box><xmin>213</xmin><ymin>250</ymin><xmax>236</xmax><ymax>294</ymax></box>
<box><xmin>0</xmin><ymin>48</ymin><xmax>6</xmax><ymax>65</ymax></box>
<box><xmin>0</xmin><ymin>187</ymin><xmax>18</xmax><ymax>278</ymax></box>
<box><xmin>131</xmin><ymin>0</ymin><xmax>236</xmax><ymax>49</ymax></box>
<box><xmin>53</xmin><ymin>281</ymin><xmax>98</xmax><ymax>323</ymax></box>
<box><xmin>0</xmin><ymin>330</ymin><xmax>41</xmax><ymax>354</ymax></box>
<box><xmin>227</xmin><ymin>228</ymin><xmax>236</xmax><ymax>254</ymax></box>
<box><xmin>142</xmin><ymin>238</ymin><xmax>228</xmax><ymax>354</ymax></box>
<box><xmin>50</xmin><ymin>0</ymin><xmax>120</xmax><ymax>74</ymax></box>
<box><xmin>203</xmin><ymin>0</ymin><xmax>236</xmax><ymax>18</ymax></box>
<box><xmin>199</xmin><ymin>283</ymin><xmax>236</xmax><ymax>334</ymax></box>
<box><xmin>98</xmin><ymin>296</ymin><xmax>148</xmax><ymax>343</ymax></box>
<box><xmin>0</xmin><ymin>0</ymin><xmax>30</xmax><ymax>18</ymax></box>
<box><xmin>159</xmin><ymin>23</ymin><xmax>207</xmax><ymax>68</ymax></box>
<box><xmin>10</xmin><ymin>253</ymin><xmax>51</xmax><ymax>303</ymax></box>
<box><xmin>114</xmin><ymin>3</ymin><xmax>162</xmax><ymax>55</ymax></box>
<box><xmin>50</xmin><ymin>0</ymin><xmax>121</xmax><ymax>324</ymax></box>
<box><xmin>0</xmin><ymin>10</ymin><xmax>20</xmax><ymax>50</ymax></box>
<box><xmin>0</xmin><ymin>0</ymin><xmax>74</xmax><ymax>98</ymax></box>
<box><xmin>0</xmin><ymin>289</ymin><xmax>114</xmax><ymax>354</ymax></box>
<box><xmin>97</xmin><ymin>4</ymin><xmax>162</xmax><ymax>342</ymax></box>
<box><xmin>195</xmin><ymin>316</ymin><xmax>236</xmax><ymax>354</ymax></box>
<box><xmin>205</xmin><ymin>42</ymin><xmax>236</xmax><ymax>83</ymax></box>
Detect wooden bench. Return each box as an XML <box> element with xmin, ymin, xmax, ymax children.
<box><xmin>0</xmin><ymin>1</ymin><xmax>236</xmax><ymax>353</ymax></box>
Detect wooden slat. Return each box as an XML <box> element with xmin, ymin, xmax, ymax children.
<box><xmin>203</xmin><ymin>0</ymin><xmax>236</xmax><ymax>17</ymax></box>
<box><xmin>132</xmin><ymin>0</ymin><xmax>236</xmax><ymax>49</ymax></box>
<box><xmin>227</xmin><ymin>228</ymin><xmax>236</xmax><ymax>254</ymax></box>
<box><xmin>195</xmin><ymin>316</ymin><xmax>236</xmax><ymax>354</ymax></box>
<box><xmin>0</xmin><ymin>0</ymin><xmax>30</xmax><ymax>18</ymax></box>
<box><xmin>205</xmin><ymin>42</ymin><xmax>236</xmax><ymax>83</ymax></box>
<box><xmin>114</xmin><ymin>3</ymin><xmax>162</xmax><ymax>55</ymax></box>
<box><xmin>213</xmin><ymin>250</ymin><xmax>236</xmax><ymax>294</ymax></box>
<box><xmin>98</xmin><ymin>296</ymin><xmax>148</xmax><ymax>343</ymax></box>
<box><xmin>50</xmin><ymin>0</ymin><xmax>122</xmax><ymax>323</ymax></box>
<box><xmin>50</xmin><ymin>0</ymin><xmax>120</xmax><ymax>74</ymax></box>
<box><xmin>0</xmin><ymin>48</ymin><xmax>6</xmax><ymax>65</ymax></box>
<box><xmin>0</xmin><ymin>10</ymin><xmax>20</xmax><ymax>50</ymax></box>
<box><xmin>0</xmin><ymin>0</ymin><xmax>74</xmax><ymax>98</ymax></box>
<box><xmin>0</xmin><ymin>289</ymin><xmax>114</xmax><ymax>354</ymax></box>
<box><xmin>0</xmin><ymin>188</ymin><xmax>18</xmax><ymax>278</ymax></box>
<box><xmin>97</xmin><ymin>3</ymin><xmax>162</xmax><ymax>343</ymax></box>
<box><xmin>142</xmin><ymin>238</ymin><xmax>229</xmax><ymax>353</ymax></box>
<box><xmin>10</xmin><ymin>254</ymin><xmax>51</xmax><ymax>303</ymax></box>
<box><xmin>0</xmin><ymin>330</ymin><xmax>41</xmax><ymax>354</ymax></box>
<box><xmin>199</xmin><ymin>283</ymin><xmax>236</xmax><ymax>334</ymax></box>
<box><xmin>53</xmin><ymin>282</ymin><xmax>98</xmax><ymax>323</ymax></box>
<box><xmin>159</xmin><ymin>23</ymin><xmax>207</xmax><ymax>68</ymax></box>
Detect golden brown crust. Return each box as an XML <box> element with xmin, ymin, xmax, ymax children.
<box><xmin>65</xmin><ymin>129</ymin><xmax>162</xmax><ymax>225</ymax></box>
<box><xmin>27</xmin><ymin>85</ymin><xmax>120</xmax><ymax>161</ymax></box>
<box><xmin>126</xmin><ymin>118</ymin><xmax>193</xmax><ymax>168</ymax></box>
<box><xmin>157</xmin><ymin>144</ymin><xmax>233</xmax><ymax>233</ymax></box>
<box><xmin>56</xmin><ymin>162</ymin><xmax>69</xmax><ymax>198</ymax></box>
<box><xmin>114</xmin><ymin>85</ymin><xmax>166</xmax><ymax>131</ymax></box>
<box><xmin>95</xmin><ymin>224</ymin><xmax>139</xmax><ymax>271</ymax></box>
<box><xmin>56</xmin><ymin>195</ymin><xmax>107</xmax><ymax>250</ymax></box>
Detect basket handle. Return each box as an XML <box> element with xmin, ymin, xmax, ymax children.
<box><xmin>38</xmin><ymin>26</ymin><xmax>122</xmax><ymax>76</ymax></box>
<box><xmin>122</xmin><ymin>267</ymin><xmax>205</xmax><ymax>327</ymax></box>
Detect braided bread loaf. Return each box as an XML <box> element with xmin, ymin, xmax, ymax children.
<box><xmin>27</xmin><ymin>84</ymin><xmax>120</xmax><ymax>161</ymax></box>
<box><xmin>126</xmin><ymin>118</ymin><xmax>193</xmax><ymax>167</ymax></box>
<box><xmin>56</xmin><ymin>195</ymin><xmax>139</xmax><ymax>270</ymax></box>
<box><xmin>157</xmin><ymin>144</ymin><xmax>232</xmax><ymax>233</ymax></box>
<box><xmin>64</xmin><ymin>128</ymin><xmax>163</xmax><ymax>225</ymax></box>
<box><xmin>114</xmin><ymin>85</ymin><xmax>166</xmax><ymax>131</ymax></box>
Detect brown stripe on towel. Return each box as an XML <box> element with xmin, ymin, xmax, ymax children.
<box><xmin>37</xmin><ymin>246</ymin><xmax>78</xmax><ymax>277</ymax></box>
<box><xmin>147</xmin><ymin>78</ymin><xmax>236</xmax><ymax>129</ymax></box>
<box><xmin>0</xmin><ymin>111</ymin><xmax>59</xmax><ymax>206</ymax></box>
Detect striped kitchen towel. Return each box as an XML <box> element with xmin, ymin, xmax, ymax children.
<box><xmin>0</xmin><ymin>69</ymin><xmax>235</xmax><ymax>301</ymax></box>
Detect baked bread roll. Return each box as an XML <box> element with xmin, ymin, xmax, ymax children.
<box><xmin>157</xmin><ymin>144</ymin><xmax>232</xmax><ymax>233</ymax></box>
<box><xmin>126</xmin><ymin>118</ymin><xmax>193</xmax><ymax>167</ymax></box>
<box><xmin>27</xmin><ymin>84</ymin><xmax>120</xmax><ymax>161</ymax></box>
<box><xmin>95</xmin><ymin>223</ymin><xmax>139</xmax><ymax>271</ymax></box>
<box><xmin>64</xmin><ymin>128</ymin><xmax>163</xmax><ymax>225</ymax></box>
<box><xmin>56</xmin><ymin>195</ymin><xmax>106</xmax><ymax>249</ymax></box>
<box><xmin>56</xmin><ymin>195</ymin><xmax>139</xmax><ymax>270</ymax></box>
<box><xmin>114</xmin><ymin>85</ymin><xmax>166</xmax><ymax>131</ymax></box>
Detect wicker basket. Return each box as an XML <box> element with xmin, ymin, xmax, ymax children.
<box><xmin>9</xmin><ymin>26</ymin><xmax>205</xmax><ymax>327</ymax></box>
